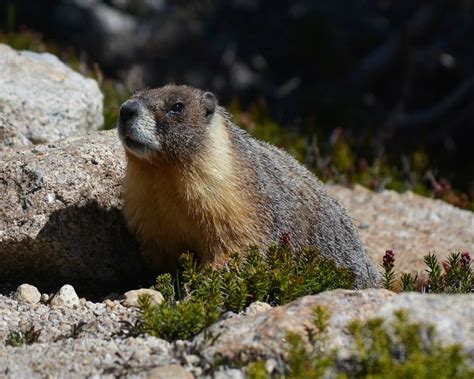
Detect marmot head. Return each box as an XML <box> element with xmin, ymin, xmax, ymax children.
<box><xmin>117</xmin><ymin>84</ymin><xmax>218</xmax><ymax>164</ymax></box>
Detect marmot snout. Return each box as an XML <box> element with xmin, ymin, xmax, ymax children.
<box><xmin>118</xmin><ymin>84</ymin><xmax>379</xmax><ymax>288</ymax></box>
<box><xmin>118</xmin><ymin>87</ymin><xmax>217</xmax><ymax>164</ymax></box>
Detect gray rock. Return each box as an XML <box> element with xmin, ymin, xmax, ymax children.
<box><xmin>123</xmin><ymin>289</ymin><xmax>164</xmax><ymax>308</ymax></box>
<box><xmin>0</xmin><ymin>130</ymin><xmax>144</xmax><ymax>293</ymax></box>
<box><xmin>0</xmin><ymin>115</ymin><xmax>32</xmax><ymax>149</ymax></box>
<box><xmin>0</xmin><ymin>43</ymin><xmax>103</xmax><ymax>150</ymax></box>
<box><xmin>328</xmin><ymin>184</ymin><xmax>474</xmax><ymax>274</ymax></box>
<box><xmin>213</xmin><ymin>368</ymin><xmax>244</xmax><ymax>379</ymax></box>
<box><xmin>195</xmin><ymin>289</ymin><xmax>474</xmax><ymax>366</ymax></box>
<box><xmin>0</xmin><ymin>336</ymin><xmax>173</xmax><ymax>379</ymax></box>
<box><xmin>14</xmin><ymin>284</ymin><xmax>41</xmax><ymax>304</ymax></box>
<box><xmin>146</xmin><ymin>364</ymin><xmax>194</xmax><ymax>379</ymax></box>
<box><xmin>50</xmin><ymin>284</ymin><xmax>80</xmax><ymax>308</ymax></box>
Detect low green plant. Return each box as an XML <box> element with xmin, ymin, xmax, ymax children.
<box><xmin>140</xmin><ymin>244</ymin><xmax>354</xmax><ymax>341</ymax></box>
<box><xmin>248</xmin><ymin>310</ymin><xmax>473</xmax><ymax>379</ymax></box>
<box><xmin>381</xmin><ymin>250</ymin><xmax>396</xmax><ymax>290</ymax></box>
<box><xmin>341</xmin><ymin>310</ymin><xmax>472</xmax><ymax>379</ymax></box>
<box><xmin>380</xmin><ymin>250</ymin><xmax>472</xmax><ymax>293</ymax></box>
<box><xmin>424</xmin><ymin>252</ymin><xmax>472</xmax><ymax>293</ymax></box>
<box><xmin>5</xmin><ymin>331</ymin><xmax>24</xmax><ymax>347</ymax></box>
<box><xmin>5</xmin><ymin>325</ymin><xmax>41</xmax><ymax>347</ymax></box>
<box><xmin>283</xmin><ymin>306</ymin><xmax>336</xmax><ymax>379</ymax></box>
<box><xmin>247</xmin><ymin>361</ymin><xmax>269</xmax><ymax>379</ymax></box>
<box><xmin>400</xmin><ymin>272</ymin><xmax>418</xmax><ymax>292</ymax></box>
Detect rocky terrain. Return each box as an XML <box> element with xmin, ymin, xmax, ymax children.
<box><xmin>0</xmin><ymin>44</ymin><xmax>473</xmax><ymax>378</ymax></box>
<box><xmin>0</xmin><ymin>285</ymin><xmax>472</xmax><ymax>378</ymax></box>
<box><xmin>328</xmin><ymin>185</ymin><xmax>474</xmax><ymax>274</ymax></box>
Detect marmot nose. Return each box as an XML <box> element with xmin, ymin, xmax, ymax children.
<box><xmin>119</xmin><ymin>100</ymin><xmax>141</xmax><ymax>124</ymax></box>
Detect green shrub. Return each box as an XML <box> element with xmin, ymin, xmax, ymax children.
<box><xmin>381</xmin><ymin>250</ymin><xmax>396</xmax><ymax>290</ymax></box>
<box><xmin>5</xmin><ymin>331</ymin><xmax>24</xmax><ymax>347</ymax></box>
<box><xmin>140</xmin><ymin>244</ymin><xmax>354</xmax><ymax>341</ymax></box>
<box><xmin>282</xmin><ymin>306</ymin><xmax>336</xmax><ymax>379</ymax></box>
<box><xmin>248</xmin><ymin>310</ymin><xmax>473</xmax><ymax>379</ymax></box>
<box><xmin>424</xmin><ymin>252</ymin><xmax>472</xmax><ymax>293</ymax></box>
<box><xmin>381</xmin><ymin>250</ymin><xmax>472</xmax><ymax>293</ymax></box>
<box><xmin>342</xmin><ymin>311</ymin><xmax>471</xmax><ymax>379</ymax></box>
<box><xmin>400</xmin><ymin>272</ymin><xmax>418</xmax><ymax>292</ymax></box>
<box><xmin>244</xmin><ymin>252</ymin><xmax>472</xmax><ymax>378</ymax></box>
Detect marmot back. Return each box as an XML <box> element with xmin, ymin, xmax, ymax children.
<box><xmin>117</xmin><ymin>84</ymin><xmax>379</xmax><ymax>288</ymax></box>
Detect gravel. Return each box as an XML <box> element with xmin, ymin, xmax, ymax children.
<box><xmin>0</xmin><ymin>284</ymin><xmax>247</xmax><ymax>378</ymax></box>
<box><xmin>1</xmin><ymin>284</ymin><xmax>472</xmax><ymax>378</ymax></box>
<box><xmin>0</xmin><ymin>288</ymin><xmax>178</xmax><ymax>378</ymax></box>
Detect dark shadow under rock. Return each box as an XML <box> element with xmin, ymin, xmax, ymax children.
<box><xmin>0</xmin><ymin>131</ymin><xmax>155</xmax><ymax>298</ymax></box>
<box><xmin>0</xmin><ymin>201</ymin><xmax>152</xmax><ymax>298</ymax></box>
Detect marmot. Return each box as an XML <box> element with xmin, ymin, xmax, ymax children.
<box><xmin>117</xmin><ymin>84</ymin><xmax>378</xmax><ymax>288</ymax></box>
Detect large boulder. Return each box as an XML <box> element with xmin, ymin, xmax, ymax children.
<box><xmin>0</xmin><ymin>43</ymin><xmax>103</xmax><ymax>151</ymax></box>
<box><xmin>0</xmin><ymin>130</ymin><xmax>146</xmax><ymax>294</ymax></box>
<box><xmin>328</xmin><ymin>185</ymin><xmax>474</xmax><ymax>273</ymax></box>
<box><xmin>195</xmin><ymin>289</ymin><xmax>474</xmax><ymax>367</ymax></box>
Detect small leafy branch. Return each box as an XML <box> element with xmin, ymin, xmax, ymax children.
<box><xmin>140</xmin><ymin>243</ymin><xmax>354</xmax><ymax>341</ymax></box>
<box><xmin>425</xmin><ymin>252</ymin><xmax>472</xmax><ymax>293</ymax></box>
<box><xmin>381</xmin><ymin>250</ymin><xmax>396</xmax><ymax>290</ymax></box>
<box><xmin>400</xmin><ymin>272</ymin><xmax>418</xmax><ymax>292</ymax></box>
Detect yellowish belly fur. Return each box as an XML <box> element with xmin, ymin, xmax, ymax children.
<box><xmin>122</xmin><ymin>115</ymin><xmax>264</xmax><ymax>270</ymax></box>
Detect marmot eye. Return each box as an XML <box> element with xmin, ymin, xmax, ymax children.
<box><xmin>170</xmin><ymin>102</ymin><xmax>184</xmax><ymax>114</ymax></box>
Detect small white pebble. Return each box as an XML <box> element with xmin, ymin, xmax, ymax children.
<box><xmin>40</xmin><ymin>293</ymin><xmax>50</xmax><ymax>303</ymax></box>
<box><xmin>265</xmin><ymin>358</ymin><xmax>278</xmax><ymax>373</ymax></box>
<box><xmin>50</xmin><ymin>284</ymin><xmax>80</xmax><ymax>308</ymax></box>
<box><xmin>14</xmin><ymin>284</ymin><xmax>41</xmax><ymax>304</ymax></box>
<box><xmin>122</xmin><ymin>288</ymin><xmax>164</xmax><ymax>308</ymax></box>
<box><xmin>45</xmin><ymin>193</ymin><xmax>55</xmax><ymax>203</ymax></box>
<box><xmin>104</xmin><ymin>299</ymin><xmax>116</xmax><ymax>309</ymax></box>
<box><xmin>244</xmin><ymin>301</ymin><xmax>272</xmax><ymax>316</ymax></box>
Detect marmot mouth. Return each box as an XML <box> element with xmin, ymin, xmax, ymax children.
<box><xmin>124</xmin><ymin>136</ymin><xmax>146</xmax><ymax>150</ymax></box>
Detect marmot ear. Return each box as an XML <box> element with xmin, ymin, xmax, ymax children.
<box><xmin>202</xmin><ymin>91</ymin><xmax>216</xmax><ymax>118</ymax></box>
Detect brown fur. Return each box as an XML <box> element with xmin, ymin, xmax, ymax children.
<box><xmin>122</xmin><ymin>113</ymin><xmax>264</xmax><ymax>271</ymax></box>
<box><xmin>118</xmin><ymin>84</ymin><xmax>379</xmax><ymax>287</ymax></box>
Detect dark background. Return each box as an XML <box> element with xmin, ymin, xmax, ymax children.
<box><xmin>2</xmin><ymin>0</ymin><xmax>474</xmax><ymax>197</ymax></box>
